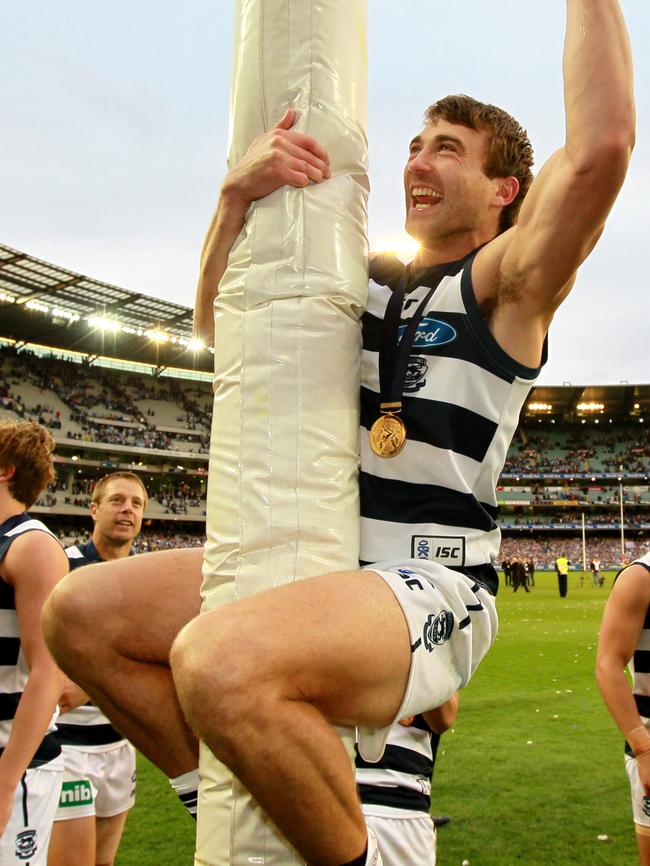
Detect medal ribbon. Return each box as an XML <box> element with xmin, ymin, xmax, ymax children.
<box><xmin>377</xmin><ymin>261</ymin><xmax>464</xmax><ymax>418</ymax></box>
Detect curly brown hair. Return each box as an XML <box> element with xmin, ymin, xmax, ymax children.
<box><xmin>0</xmin><ymin>420</ymin><xmax>56</xmax><ymax>508</ymax></box>
<box><xmin>425</xmin><ymin>95</ymin><xmax>534</xmax><ymax>233</ymax></box>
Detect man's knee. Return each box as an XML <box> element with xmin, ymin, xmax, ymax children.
<box><xmin>171</xmin><ymin>613</ymin><xmax>272</xmax><ymax>732</ymax></box>
<box><xmin>42</xmin><ymin>568</ymin><xmax>112</xmax><ymax>665</ymax></box>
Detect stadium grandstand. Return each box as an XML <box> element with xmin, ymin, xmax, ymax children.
<box><xmin>1</xmin><ymin>241</ymin><xmax>648</xmax><ymax>568</ymax></box>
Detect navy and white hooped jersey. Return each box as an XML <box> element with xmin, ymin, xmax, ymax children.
<box><xmin>0</xmin><ymin>513</ymin><xmax>61</xmax><ymax>763</ymax></box>
<box><xmin>360</xmin><ymin>252</ymin><xmax>546</xmax><ymax>592</ymax></box>
<box><xmin>623</xmin><ymin>552</ymin><xmax>650</xmax><ymax>757</ymax></box>
<box><xmin>356</xmin><ymin>716</ymin><xmax>439</xmax><ymax>814</ymax></box>
<box><xmin>57</xmin><ymin>540</ymin><xmax>126</xmax><ymax>750</ymax></box>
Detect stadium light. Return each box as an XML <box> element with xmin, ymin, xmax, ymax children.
<box><xmin>0</xmin><ymin>292</ymin><xmax>15</xmax><ymax>303</ymax></box>
<box><xmin>187</xmin><ymin>337</ymin><xmax>205</xmax><ymax>352</ymax></box>
<box><xmin>528</xmin><ymin>402</ymin><xmax>552</xmax><ymax>412</ymax></box>
<box><xmin>371</xmin><ymin>238</ymin><xmax>420</xmax><ymax>258</ymax></box>
<box><xmin>88</xmin><ymin>315</ymin><xmax>121</xmax><ymax>333</ymax></box>
<box><xmin>52</xmin><ymin>307</ymin><xmax>80</xmax><ymax>323</ymax></box>
<box><xmin>577</xmin><ymin>402</ymin><xmax>605</xmax><ymax>412</ymax></box>
<box><xmin>25</xmin><ymin>300</ymin><xmax>49</xmax><ymax>314</ymax></box>
<box><xmin>146</xmin><ymin>329</ymin><xmax>169</xmax><ymax>344</ymax></box>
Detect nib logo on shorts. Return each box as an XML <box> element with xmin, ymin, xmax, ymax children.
<box><xmin>59</xmin><ymin>779</ymin><xmax>93</xmax><ymax>807</ymax></box>
<box><xmin>15</xmin><ymin>829</ymin><xmax>37</xmax><ymax>861</ymax></box>
<box><xmin>423</xmin><ymin>611</ymin><xmax>454</xmax><ymax>651</ymax></box>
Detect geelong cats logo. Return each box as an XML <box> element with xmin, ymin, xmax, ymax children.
<box><xmin>423</xmin><ymin>611</ymin><xmax>454</xmax><ymax>651</ymax></box>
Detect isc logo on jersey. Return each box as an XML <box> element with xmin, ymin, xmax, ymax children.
<box><xmin>60</xmin><ymin>780</ymin><xmax>93</xmax><ymax>806</ymax></box>
<box><xmin>412</xmin><ymin>535</ymin><xmax>465</xmax><ymax>567</ymax></box>
<box><xmin>398</xmin><ymin>318</ymin><xmax>457</xmax><ymax>349</ymax></box>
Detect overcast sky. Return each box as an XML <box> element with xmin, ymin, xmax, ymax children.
<box><xmin>1</xmin><ymin>0</ymin><xmax>648</xmax><ymax>385</ymax></box>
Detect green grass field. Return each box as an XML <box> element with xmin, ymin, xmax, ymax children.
<box><xmin>118</xmin><ymin>570</ymin><xmax>636</xmax><ymax>865</ymax></box>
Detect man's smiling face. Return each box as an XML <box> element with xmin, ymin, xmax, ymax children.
<box><xmin>404</xmin><ymin>119</ymin><xmax>500</xmax><ymax>248</ymax></box>
<box><xmin>91</xmin><ymin>477</ymin><xmax>145</xmax><ymax>546</ymax></box>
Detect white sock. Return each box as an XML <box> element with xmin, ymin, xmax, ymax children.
<box><xmin>168</xmin><ymin>768</ymin><xmax>199</xmax><ymax>818</ymax></box>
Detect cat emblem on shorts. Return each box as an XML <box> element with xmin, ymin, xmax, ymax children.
<box><xmin>423</xmin><ymin>610</ymin><xmax>454</xmax><ymax>651</ymax></box>
<box><xmin>15</xmin><ymin>829</ymin><xmax>37</xmax><ymax>861</ymax></box>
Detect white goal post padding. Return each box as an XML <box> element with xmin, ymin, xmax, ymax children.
<box><xmin>197</xmin><ymin>1</ymin><xmax>368</xmax><ymax>864</ymax></box>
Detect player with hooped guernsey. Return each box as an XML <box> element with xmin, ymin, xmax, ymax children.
<box><xmin>43</xmin><ymin>2</ymin><xmax>635</xmax><ymax>864</ymax></box>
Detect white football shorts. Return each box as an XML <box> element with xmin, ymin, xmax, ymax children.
<box><xmin>358</xmin><ymin>559</ymin><xmax>498</xmax><ymax>763</ymax></box>
<box><xmin>54</xmin><ymin>741</ymin><xmax>136</xmax><ymax>821</ymax></box>
<box><xmin>625</xmin><ymin>753</ymin><xmax>650</xmax><ymax>829</ymax></box>
<box><xmin>363</xmin><ymin>806</ymin><xmax>436</xmax><ymax>866</ymax></box>
<box><xmin>0</xmin><ymin>754</ymin><xmax>63</xmax><ymax>865</ymax></box>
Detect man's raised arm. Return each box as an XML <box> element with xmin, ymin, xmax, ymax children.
<box><xmin>476</xmin><ymin>0</ymin><xmax>635</xmax><ymax>358</ymax></box>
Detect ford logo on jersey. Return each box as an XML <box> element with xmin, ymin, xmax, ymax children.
<box><xmin>398</xmin><ymin>317</ymin><xmax>457</xmax><ymax>348</ymax></box>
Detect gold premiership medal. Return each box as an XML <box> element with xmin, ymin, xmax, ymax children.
<box><xmin>369</xmin><ymin>413</ymin><xmax>407</xmax><ymax>458</ymax></box>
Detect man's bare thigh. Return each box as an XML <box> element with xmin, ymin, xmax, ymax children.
<box><xmin>69</xmin><ymin>547</ymin><xmax>203</xmax><ymax>661</ymax></box>
<box><xmin>184</xmin><ymin>568</ymin><xmax>412</xmax><ymax>727</ymax></box>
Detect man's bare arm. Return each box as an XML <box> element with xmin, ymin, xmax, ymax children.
<box><xmin>475</xmin><ymin>0</ymin><xmax>635</xmax><ymax>362</ymax></box>
<box><xmin>596</xmin><ymin>563</ymin><xmax>650</xmax><ymax>791</ymax></box>
<box><xmin>421</xmin><ymin>693</ymin><xmax>459</xmax><ymax>735</ymax></box>
<box><xmin>193</xmin><ymin>108</ymin><xmax>331</xmax><ymax>345</ymax></box>
<box><xmin>0</xmin><ymin>533</ymin><xmax>69</xmax><ymax>836</ymax></box>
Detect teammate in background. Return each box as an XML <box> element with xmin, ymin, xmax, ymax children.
<box><xmin>555</xmin><ymin>555</ymin><xmax>570</xmax><ymax>598</ymax></box>
<box><xmin>0</xmin><ymin>420</ymin><xmax>69</xmax><ymax>865</ymax></box>
<box><xmin>356</xmin><ymin>697</ymin><xmax>459</xmax><ymax>866</ymax></box>
<box><xmin>43</xmin><ymin>2</ymin><xmax>635</xmax><ymax>864</ymax></box>
<box><xmin>48</xmin><ymin>472</ymin><xmax>147</xmax><ymax>866</ymax></box>
<box><xmin>596</xmin><ymin>553</ymin><xmax>650</xmax><ymax>866</ymax></box>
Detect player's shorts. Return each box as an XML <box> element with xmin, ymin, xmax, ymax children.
<box><xmin>0</xmin><ymin>753</ymin><xmax>63</xmax><ymax>866</ymax></box>
<box><xmin>54</xmin><ymin>741</ymin><xmax>136</xmax><ymax>821</ymax></box>
<box><xmin>358</xmin><ymin>559</ymin><xmax>498</xmax><ymax>763</ymax></box>
<box><xmin>625</xmin><ymin>753</ymin><xmax>650</xmax><ymax>830</ymax></box>
<box><xmin>363</xmin><ymin>806</ymin><xmax>436</xmax><ymax>866</ymax></box>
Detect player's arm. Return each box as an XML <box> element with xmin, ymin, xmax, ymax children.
<box><xmin>475</xmin><ymin>0</ymin><xmax>635</xmax><ymax>350</ymax></box>
<box><xmin>58</xmin><ymin>677</ymin><xmax>90</xmax><ymax>714</ymax></box>
<box><xmin>596</xmin><ymin>563</ymin><xmax>650</xmax><ymax>790</ymax></box>
<box><xmin>193</xmin><ymin>108</ymin><xmax>331</xmax><ymax>345</ymax></box>
<box><xmin>0</xmin><ymin>532</ymin><xmax>69</xmax><ymax>834</ymax></box>
<box><xmin>421</xmin><ymin>693</ymin><xmax>459</xmax><ymax>735</ymax></box>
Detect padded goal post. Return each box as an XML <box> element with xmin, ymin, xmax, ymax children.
<box><xmin>197</xmin><ymin>1</ymin><xmax>368</xmax><ymax>863</ymax></box>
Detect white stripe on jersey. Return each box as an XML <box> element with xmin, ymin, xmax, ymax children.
<box><xmin>65</xmin><ymin>546</ymin><xmax>85</xmax><ymax>560</ymax></box>
<box><xmin>4</xmin><ymin>518</ymin><xmax>55</xmax><ymax>538</ymax></box>
<box><xmin>360</xmin><ymin>435</ymin><xmax>481</xmax><ymax>496</ymax></box>
<box><xmin>361</xmin><ymin>352</ymin><xmax>513</xmax><ymax>423</ymax></box>
<box><xmin>360</xmin><ymin>516</ymin><xmax>502</xmax><ymax>569</ymax></box>
<box><xmin>0</xmin><ymin>609</ymin><xmax>19</xmax><ymax>638</ymax></box>
<box><xmin>61</xmin><ymin>704</ymin><xmax>118</xmax><ymax>727</ymax></box>
<box><xmin>366</xmin><ymin>276</ymin><xmax>466</xmax><ymax>318</ymax></box>
<box><xmin>356</xmin><ymin>721</ymin><xmax>434</xmax><ymax>798</ymax></box>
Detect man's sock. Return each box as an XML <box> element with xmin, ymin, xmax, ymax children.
<box><xmin>168</xmin><ymin>768</ymin><xmax>199</xmax><ymax>819</ymax></box>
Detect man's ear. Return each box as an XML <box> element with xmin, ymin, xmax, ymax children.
<box><xmin>0</xmin><ymin>464</ymin><xmax>16</xmax><ymax>483</ymax></box>
<box><xmin>90</xmin><ymin>501</ymin><xmax>98</xmax><ymax>523</ymax></box>
<box><xmin>493</xmin><ymin>176</ymin><xmax>519</xmax><ymax>208</ymax></box>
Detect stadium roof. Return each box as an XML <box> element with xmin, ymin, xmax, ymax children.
<box><xmin>1</xmin><ymin>242</ymin><xmax>648</xmax><ymax>417</ymax></box>
<box><xmin>0</xmin><ymin>243</ymin><xmax>210</xmax><ymax>372</ymax></box>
